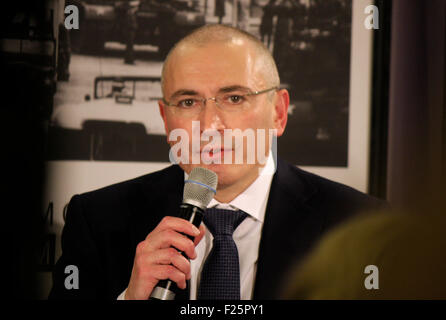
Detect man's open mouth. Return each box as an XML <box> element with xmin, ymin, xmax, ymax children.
<box><xmin>198</xmin><ymin>147</ymin><xmax>234</xmax><ymax>161</ymax></box>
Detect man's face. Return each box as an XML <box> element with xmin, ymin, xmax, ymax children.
<box><xmin>159</xmin><ymin>40</ymin><xmax>288</xmax><ymax>191</ymax></box>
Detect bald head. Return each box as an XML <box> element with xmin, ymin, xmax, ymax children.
<box><xmin>161</xmin><ymin>24</ymin><xmax>280</xmax><ymax>95</ymax></box>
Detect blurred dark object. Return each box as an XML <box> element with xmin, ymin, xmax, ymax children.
<box><xmin>57</xmin><ymin>23</ymin><xmax>71</xmax><ymax>81</ymax></box>
<box><xmin>215</xmin><ymin>0</ymin><xmax>225</xmax><ymax>24</ymax></box>
<box><xmin>0</xmin><ymin>2</ymin><xmax>57</xmax><ymax>120</ymax></box>
<box><xmin>67</xmin><ymin>0</ymin><xmax>205</xmax><ymax>57</ymax></box>
<box><xmin>368</xmin><ymin>0</ymin><xmax>392</xmax><ymax>199</ymax></box>
<box><xmin>122</xmin><ymin>1</ymin><xmax>138</xmax><ymax>64</ymax></box>
<box><xmin>0</xmin><ymin>1</ymin><xmax>55</xmax><ymax>299</ymax></box>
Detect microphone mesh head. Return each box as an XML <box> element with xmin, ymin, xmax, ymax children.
<box><xmin>183</xmin><ymin>167</ymin><xmax>218</xmax><ymax>209</ymax></box>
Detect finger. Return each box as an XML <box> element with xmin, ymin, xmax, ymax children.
<box><xmin>152</xmin><ymin>265</ymin><xmax>187</xmax><ymax>289</ymax></box>
<box><xmin>154</xmin><ymin>216</ymin><xmax>200</xmax><ymax>238</ymax></box>
<box><xmin>148</xmin><ymin>229</ymin><xmax>197</xmax><ymax>259</ymax></box>
<box><xmin>152</xmin><ymin>248</ymin><xmax>191</xmax><ymax>279</ymax></box>
<box><xmin>193</xmin><ymin>224</ymin><xmax>206</xmax><ymax>247</ymax></box>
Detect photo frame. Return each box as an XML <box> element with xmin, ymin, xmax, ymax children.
<box><xmin>299</xmin><ymin>0</ymin><xmax>376</xmax><ymax>193</ymax></box>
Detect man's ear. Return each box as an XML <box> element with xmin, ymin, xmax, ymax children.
<box><xmin>273</xmin><ymin>89</ymin><xmax>289</xmax><ymax>137</ymax></box>
<box><xmin>158</xmin><ymin>100</ymin><xmax>170</xmax><ymax>139</ymax></box>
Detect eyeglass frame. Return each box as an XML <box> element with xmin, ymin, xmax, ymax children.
<box><xmin>161</xmin><ymin>86</ymin><xmax>279</xmax><ymax>111</ymax></box>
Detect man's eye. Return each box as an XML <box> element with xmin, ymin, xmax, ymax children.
<box><xmin>178</xmin><ymin>99</ymin><xmax>197</xmax><ymax>108</ymax></box>
<box><xmin>225</xmin><ymin>95</ymin><xmax>245</xmax><ymax>104</ymax></box>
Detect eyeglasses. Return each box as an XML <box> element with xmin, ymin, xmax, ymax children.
<box><xmin>162</xmin><ymin>86</ymin><xmax>278</xmax><ymax>118</ymax></box>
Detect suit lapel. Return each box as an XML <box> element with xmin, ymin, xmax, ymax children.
<box><xmin>253</xmin><ymin>159</ymin><xmax>323</xmax><ymax>299</ymax></box>
<box><xmin>129</xmin><ymin>165</ymin><xmax>184</xmax><ymax>244</ymax></box>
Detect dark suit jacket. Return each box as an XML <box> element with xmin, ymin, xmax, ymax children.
<box><xmin>49</xmin><ymin>158</ymin><xmax>385</xmax><ymax>300</ymax></box>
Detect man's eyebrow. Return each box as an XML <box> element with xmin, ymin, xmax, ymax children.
<box><xmin>169</xmin><ymin>85</ymin><xmax>253</xmax><ymax>99</ymax></box>
<box><xmin>218</xmin><ymin>85</ymin><xmax>252</xmax><ymax>93</ymax></box>
<box><xmin>170</xmin><ymin>89</ymin><xmax>200</xmax><ymax>100</ymax></box>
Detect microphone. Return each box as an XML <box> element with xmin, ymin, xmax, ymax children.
<box><xmin>149</xmin><ymin>167</ymin><xmax>218</xmax><ymax>300</ymax></box>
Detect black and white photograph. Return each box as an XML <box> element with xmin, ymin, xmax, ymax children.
<box><xmin>47</xmin><ymin>0</ymin><xmax>353</xmax><ymax>166</ymax></box>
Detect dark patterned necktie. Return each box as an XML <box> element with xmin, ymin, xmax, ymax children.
<box><xmin>197</xmin><ymin>208</ymin><xmax>248</xmax><ymax>300</ymax></box>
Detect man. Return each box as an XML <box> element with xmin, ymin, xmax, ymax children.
<box><xmin>237</xmin><ymin>0</ymin><xmax>251</xmax><ymax>32</ymax></box>
<box><xmin>49</xmin><ymin>24</ymin><xmax>384</xmax><ymax>300</ymax></box>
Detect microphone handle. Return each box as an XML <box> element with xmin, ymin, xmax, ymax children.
<box><xmin>149</xmin><ymin>203</ymin><xmax>204</xmax><ymax>300</ymax></box>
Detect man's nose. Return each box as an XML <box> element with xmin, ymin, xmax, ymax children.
<box><xmin>198</xmin><ymin>99</ymin><xmax>225</xmax><ymax>132</ymax></box>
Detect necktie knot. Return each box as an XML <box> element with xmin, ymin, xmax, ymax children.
<box><xmin>203</xmin><ymin>208</ymin><xmax>248</xmax><ymax>236</ymax></box>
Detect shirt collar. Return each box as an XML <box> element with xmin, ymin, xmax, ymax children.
<box><xmin>184</xmin><ymin>153</ymin><xmax>275</xmax><ymax>223</ymax></box>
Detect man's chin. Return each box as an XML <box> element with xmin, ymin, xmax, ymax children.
<box><xmin>180</xmin><ymin>162</ymin><xmax>233</xmax><ymax>175</ymax></box>
<box><xmin>180</xmin><ymin>162</ymin><xmax>258</xmax><ymax>187</ymax></box>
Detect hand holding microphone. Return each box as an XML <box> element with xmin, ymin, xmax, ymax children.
<box><xmin>125</xmin><ymin>167</ymin><xmax>218</xmax><ymax>300</ymax></box>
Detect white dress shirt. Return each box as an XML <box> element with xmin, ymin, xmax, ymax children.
<box><xmin>118</xmin><ymin>153</ymin><xmax>276</xmax><ymax>300</ymax></box>
<box><xmin>191</xmin><ymin>154</ymin><xmax>275</xmax><ymax>299</ymax></box>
